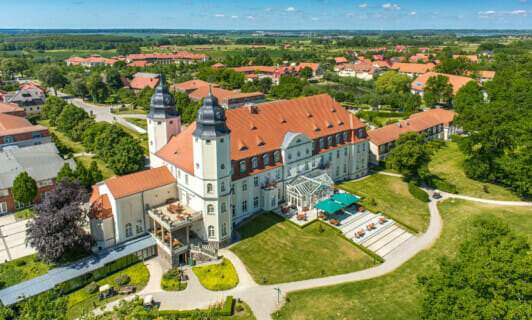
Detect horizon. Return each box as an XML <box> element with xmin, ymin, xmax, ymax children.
<box><xmin>1</xmin><ymin>0</ymin><xmax>531</xmax><ymax>30</ymax></box>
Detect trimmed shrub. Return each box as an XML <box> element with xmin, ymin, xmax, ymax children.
<box><xmin>235</xmin><ymin>304</ymin><xmax>244</xmax><ymax>312</ymax></box>
<box><xmin>85</xmin><ymin>281</ymin><xmax>99</xmax><ymax>294</ymax></box>
<box><xmin>114</xmin><ymin>274</ymin><xmax>130</xmax><ymax>286</ymax></box>
<box><xmin>408</xmin><ymin>181</ymin><xmax>429</xmax><ymax>202</ymax></box>
<box><xmin>434</xmin><ymin>179</ymin><xmax>457</xmax><ymax>194</ymax></box>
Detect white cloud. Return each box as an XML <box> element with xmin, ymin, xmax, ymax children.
<box><xmin>511</xmin><ymin>10</ymin><xmax>527</xmax><ymax>15</ymax></box>
<box><xmin>359</xmin><ymin>3</ymin><xmax>368</xmax><ymax>8</ymax></box>
<box><xmin>382</xmin><ymin>3</ymin><xmax>401</xmax><ymax>10</ymax></box>
<box><xmin>215</xmin><ymin>14</ymin><xmax>224</xmax><ymax>17</ymax></box>
<box><xmin>285</xmin><ymin>7</ymin><xmax>297</xmax><ymax>12</ymax></box>
<box><xmin>247</xmin><ymin>15</ymin><xmax>255</xmax><ymax>20</ymax></box>
<box><xmin>264</xmin><ymin>8</ymin><xmax>273</xmax><ymax>12</ymax></box>
<box><xmin>231</xmin><ymin>15</ymin><xmax>238</xmax><ymax>19</ymax></box>
<box><xmin>478</xmin><ymin>10</ymin><xmax>496</xmax><ymax>15</ymax></box>
<box><xmin>311</xmin><ymin>17</ymin><xmax>319</xmax><ymax>21</ymax></box>
<box><xmin>408</xmin><ymin>11</ymin><xmax>416</xmax><ymax>16</ymax></box>
<box><xmin>346</xmin><ymin>12</ymin><xmax>354</xmax><ymax>17</ymax></box>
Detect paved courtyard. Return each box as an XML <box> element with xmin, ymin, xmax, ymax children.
<box><xmin>0</xmin><ymin>215</ymin><xmax>36</xmax><ymax>262</ymax></box>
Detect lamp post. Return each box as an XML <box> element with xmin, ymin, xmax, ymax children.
<box><xmin>274</xmin><ymin>287</ymin><xmax>281</xmax><ymax>305</ymax></box>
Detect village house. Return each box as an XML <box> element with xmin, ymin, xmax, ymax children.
<box><xmin>337</xmin><ymin>64</ymin><xmax>377</xmax><ymax>80</ymax></box>
<box><xmin>127</xmin><ymin>51</ymin><xmax>209</xmax><ymax>65</ymax></box>
<box><xmin>0</xmin><ymin>144</ymin><xmax>75</xmax><ymax>214</ymax></box>
<box><xmin>0</xmin><ymin>102</ymin><xmax>26</xmax><ymax>118</ymax></box>
<box><xmin>367</xmin><ymin>109</ymin><xmax>457</xmax><ymax>164</ymax></box>
<box><xmin>129</xmin><ymin>73</ymin><xmax>160</xmax><ymax>95</ymax></box>
<box><xmin>4</xmin><ymin>87</ymin><xmax>46</xmax><ymax>115</ymax></box>
<box><xmin>476</xmin><ymin>70</ymin><xmax>496</xmax><ymax>83</ymax></box>
<box><xmin>0</xmin><ymin>113</ymin><xmax>50</xmax><ymax>150</ymax></box>
<box><xmin>411</xmin><ymin>72</ymin><xmax>479</xmax><ymax>97</ymax></box>
<box><xmin>334</xmin><ymin>57</ymin><xmax>348</xmax><ymax>66</ymax></box>
<box><xmin>88</xmin><ymin>79</ymin><xmax>369</xmax><ymax>266</ymax></box>
<box><xmin>391</xmin><ymin>62</ymin><xmax>436</xmax><ymax>78</ymax></box>
<box><xmin>453</xmin><ymin>55</ymin><xmax>479</xmax><ymax>63</ymax></box>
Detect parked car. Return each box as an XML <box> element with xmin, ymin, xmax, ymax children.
<box><xmin>118</xmin><ymin>285</ymin><xmax>135</xmax><ymax>295</ymax></box>
<box><xmin>433</xmin><ymin>190</ymin><xmax>442</xmax><ymax>199</ymax></box>
<box><xmin>143</xmin><ymin>295</ymin><xmax>155</xmax><ymax>311</ymax></box>
<box><xmin>98</xmin><ymin>284</ymin><xmax>115</xmax><ymax>301</ymax></box>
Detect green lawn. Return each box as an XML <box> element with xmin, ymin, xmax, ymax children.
<box><xmin>75</xmin><ymin>155</ymin><xmax>115</xmax><ymax>180</ymax></box>
<box><xmin>124</xmin><ymin>118</ymin><xmax>147</xmax><ymax>129</ymax></box>
<box><xmin>192</xmin><ymin>258</ymin><xmax>239</xmax><ymax>291</ymax></box>
<box><xmin>39</xmin><ymin>119</ymin><xmax>85</xmax><ymax>154</ymax></box>
<box><xmin>66</xmin><ymin>262</ymin><xmax>149</xmax><ymax>319</ymax></box>
<box><xmin>161</xmin><ymin>268</ymin><xmax>187</xmax><ymax>291</ymax></box>
<box><xmin>231</xmin><ymin>212</ymin><xmax>374</xmax><ymax>284</ymax></box>
<box><xmin>223</xmin><ymin>301</ymin><xmax>256</xmax><ymax>320</ymax></box>
<box><xmin>339</xmin><ymin>174</ymin><xmax>430</xmax><ymax>232</ymax></box>
<box><xmin>429</xmin><ymin>142</ymin><xmax>522</xmax><ymax>201</ymax></box>
<box><xmin>14</xmin><ymin>208</ymin><xmax>35</xmax><ymax>219</ymax></box>
<box><xmin>274</xmin><ymin>199</ymin><xmax>532</xmax><ymax>320</ymax></box>
<box><xmin>0</xmin><ymin>254</ymin><xmax>52</xmax><ymax>289</ymax></box>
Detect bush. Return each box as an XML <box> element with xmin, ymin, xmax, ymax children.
<box><xmin>86</xmin><ymin>282</ymin><xmax>98</xmax><ymax>294</ymax></box>
<box><xmin>15</xmin><ymin>259</ymin><xmax>27</xmax><ymax>267</ymax></box>
<box><xmin>408</xmin><ymin>181</ymin><xmax>429</xmax><ymax>202</ymax></box>
<box><xmin>434</xmin><ymin>179</ymin><xmax>457</xmax><ymax>194</ymax></box>
<box><xmin>235</xmin><ymin>304</ymin><xmax>244</xmax><ymax>312</ymax></box>
<box><xmin>163</xmin><ymin>268</ymin><xmax>182</xmax><ymax>280</ymax></box>
<box><xmin>114</xmin><ymin>274</ymin><xmax>130</xmax><ymax>286</ymax></box>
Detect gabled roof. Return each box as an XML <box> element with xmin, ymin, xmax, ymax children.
<box><xmin>477</xmin><ymin>70</ymin><xmax>495</xmax><ymax>79</ymax></box>
<box><xmin>335</xmin><ymin>57</ymin><xmax>348</xmax><ymax>64</ymax></box>
<box><xmin>411</xmin><ymin>72</ymin><xmax>478</xmax><ymax>95</ymax></box>
<box><xmin>368</xmin><ymin>109</ymin><xmax>456</xmax><ymax>146</ymax></box>
<box><xmin>156</xmin><ymin>94</ymin><xmax>366</xmax><ymax>174</ymax></box>
<box><xmin>391</xmin><ymin>62</ymin><xmax>435</xmax><ymax>74</ymax></box>
<box><xmin>453</xmin><ymin>55</ymin><xmax>479</xmax><ymax>63</ymax></box>
<box><xmin>299</xmin><ymin>63</ymin><xmax>321</xmax><ymax>72</ymax></box>
<box><xmin>0</xmin><ymin>102</ymin><xmax>24</xmax><ymax>115</ymax></box>
<box><xmin>129</xmin><ymin>77</ymin><xmax>160</xmax><ymax>90</ymax></box>
<box><xmin>188</xmin><ymin>86</ymin><xmax>263</xmax><ymax>104</ymax></box>
<box><xmin>104</xmin><ymin>166</ymin><xmax>175</xmax><ymax>199</ymax></box>
<box><xmin>0</xmin><ymin>114</ymin><xmax>48</xmax><ymax>135</ymax></box>
<box><xmin>170</xmin><ymin>79</ymin><xmax>213</xmax><ymax>92</ymax></box>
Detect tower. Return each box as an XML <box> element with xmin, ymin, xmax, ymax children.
<box><xmin>147</xmin><ymin>76</ymin><xmax>181</xmax><ymax>164</ymax></box>
<box><xmin>192</xmin><ymin>85</ymin><xmax>232</xmax><ymax>247</ymax></box>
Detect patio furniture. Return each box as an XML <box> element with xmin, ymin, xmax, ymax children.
<box><xmin>164</xmin><ymin>234</ymin><xmax>170</xmax><ymax>239</ymax></box>
<box><xmin>172</xmin><ymin>240</ymin><xmax>180</xmax><ymax>247</ymax></box>
<box><xmin>166</xmin><ymin>198</ymin><xmax>176</xmax><ymax>204</ymax></box>
<box><xmin>318</xmin><ymin>213</ymin><xmax>327</xmax><ymax>220</ymax></box>
<box><xmin>358</xmin><ymin>206</ymin><xmax>365</xmax><ymax>212</ymax></box>
<box><xmin>330</xmin><ymin>219</ymin><xmax>340</xmax><ymax>226</ymax></box>
<box><xmin>302</xmin><ymin>207</ymin><xmax>309</xmax><ymax>212</ymax></box>
<box><xmin>281</xmin><ymin>206</ymin><xmax>290</xmax><ymax>213</ymax></box>
<box><xmin>355</xmin><ymin>230</ymin><xmax>365</xmax><ymax>238</ymax></box>
<box><xmin>379</xmin><ymin>217</ymin><xmax>389</xmax><ymax>224</ymax></box>
<box><xmin>156</xmin><ymin>229</ymin><xmax>162</xmax><ymax>234</ymax></box>
<box><xmin>366</xmin><ymin>223</ymin><xmax>375</xmax><ymax>231</ymax></box>
<box><xmin>297</xmin><ymin>214</ymin><xmax>307</xmax><ymax>221</ymax></box>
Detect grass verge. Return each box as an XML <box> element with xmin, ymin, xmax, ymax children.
<box><xmin>0</xmin><ymin>254</ymin><xmax>52</xmax><ymax>288</ymax></box>
<box><xmin>192</xmin><ymin>258</ymin><xmax>239</xmax><ymax>291</ymax></box>
<box><xmin>14</xmin><ymin>208</ymin><xmax>35</xmax><ymax>219</ymax></box>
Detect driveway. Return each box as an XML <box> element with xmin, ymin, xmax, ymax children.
<box><xmin>0</xmin><ymin>215</ymin><xmax>35</xmax><ymax>262</ymax></box>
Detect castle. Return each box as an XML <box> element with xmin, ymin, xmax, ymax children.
<box><xmin>89</xmin><ymin>78</ymin><xmax>369</xmax><ymax>266</ymax></box>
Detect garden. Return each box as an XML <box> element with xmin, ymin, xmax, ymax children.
<box><xmin>192</xmin><ymin>258</ymin><xmax>239</xmax><ymax>291</ymax></box>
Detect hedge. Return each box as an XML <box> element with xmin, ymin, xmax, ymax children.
<box><xmin>408</xmin><ymin>181</ymin><xmax>429</xmax><ymax>202</ymax></box>
<box><xmin>157</xmin><ymin>296</ymin><xmax>233</xmax><ymax>318</ymax></box>
<box><xmin>427</xmin><ymin>178</ymin><xmax>457</xmax><ymax>194</ymax></box>
<box><xmin>356</xmin><ymin>110</ymin><xmax>413</xmax><ymax>119</ymax></box>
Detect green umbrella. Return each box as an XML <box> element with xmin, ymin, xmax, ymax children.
<box><xmin>331</xmin><ymin>193</ymin><xmax>361</xmax><ymax>206</ymax></box>
<box><xmin>313</xmin><ymin>199</ymin><xmax>345</xmax><ymax>214</ymax></box>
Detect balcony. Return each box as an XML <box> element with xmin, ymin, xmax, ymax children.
<box><xmin>147</xmin><ymin>201</ymin><xmax>202</xmax><ymax>232</ymax></box>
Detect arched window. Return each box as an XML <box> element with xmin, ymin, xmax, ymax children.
<box><xmin>221</xmin><ymin>182</ymin><xmax>226</xmax><ymax>192</ymax></box>
<box><xmin>343</xmin><ymin>131</ymin><xmax>348</xmax><ymax>141</ymax></box>
<box><xmin>32</xmin><ymin>132</ymin><xmax>42</xmax><ymax>139</ymax></box>
<box><xmin>251</xmin><ymin>157</ymin><xmax>258</xmax><ymax>169</ymax></box>
<box><xmin>221</xmin><ymin>202</ymin><xmax>226</xmax><ymax>213</ymax></box>
<box><xmin>208</xmin><ymin>225</ymin><xmax>215</xmax><ymax>237</ymax></box>
<box><xmin>274</xmin><ymin>151</ymin><xmax>280</xmax><ymax>162</ymax></box>
<box><xmin>319</xmin><ymin>138</ymin><xmax>324</xmax><ymax>148</ymax></box>
<box><xmin>335</xmin><ymin>134</ymin><xmax>340</xmax><ymax>144</ymax></box>
<box><xmin>125</xmin><ymin>223</ymin><xmax>132</xmax><ymax>237</ymax></box>
<box><xmin>358</xmin><ymin>128</ymin><xmax>364</xmax><ymax>139</ymax></box>
<box><xmin>207</xmin><ymin>204</ymin><xmax>214</xmax><ymax>214</ymax></box>
<box><xmin>327</xmin><ymin>136</ymin><xmax>333</xmax><ymax>146</ymax></box>
<box><xmin>222</xmin><ymin>224</ymin><xmax>227</xmax><ymax>236</ymax></box>
<box><xmin>136</xmin><ymin>220</ymin><xmax>143</xmax><ymax>234</ymax></box>
<box><xmin>3</xmin><ymin>136</ymin><xmax>14</xmax><ymax>144</ymax></box>
<box><xmin>207</xmin><ymin>183</ymin><xmax>213</xmax><ymax>193</ymax></box>
<box><xmin>240</xmin><ymin>161</ymin><xmax>246</xmax><ymax>173</ymax></box>
<box><xmin>263</xmin><ymin>154</ymin><xmax>270</xmax><ymax>166</ymax></box>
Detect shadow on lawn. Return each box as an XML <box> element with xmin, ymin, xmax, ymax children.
<box><xmin>235</xmin><ymin>212</ymin><xmax>285</xmax><ymax>241</ymax></box>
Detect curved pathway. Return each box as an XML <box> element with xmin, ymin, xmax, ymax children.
<box><xmin>439</xmin><ymin>191</ymin><xmax>531</xmax><ymax>207</ymax></box>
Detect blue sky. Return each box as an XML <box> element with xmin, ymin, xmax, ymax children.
<box><xmin>1</xmin><ymin>0</ymin><xmax>531</xmax><ymax>29</ymax></box>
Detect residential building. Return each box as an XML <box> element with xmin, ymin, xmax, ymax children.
<box><xmin>0</xmin><ymin>114</ymin><xmax>50</xmax><ymax>150</ymax></box>
<box><xmin>65</xmin><ymin>54</ymin><xmax>120</xmax><ymax>68</ymax></box>
<box><xmin>0</xmin><ymin>144</ymin><xmax>76</xmax><ymax>214</ymax></box>
<box><xmin>170</xmin><ymin>80</ymin><xmax>219</xmax><ymax>94</ymax></box>
<box><xmin>126</xmin><ymin>51</ymin><xmax>209</xmax><ymax>65</ymax></box>
<box><xmin>453</xmin><ymin>55</ymin><xmax>479</xmax><ymax>63</ymax></box>
<box><xmin>334</xmin><ymin>57</ymin><xmax>348</xmax><ymax>65</ymax></box>
<box><xmin>476</xmin><ymin>70</ymin><xmax>496</xmax><ymax>83</ymax></box>
<box><xmin>337</xmin><ymin>64</ymin><xmax>376</xmax><ymax>80</ymax></box>
<box><xmin>0</xmin><ymin>102</ymin><xmax>26</xmax><ymax>117</ymax></box>
<box><xmin>409</xmin><ymin>54</ymin><xmax>430</xmax><ymax>63</ymax></box>
<box><xmin>411</xmin><ymin>72</ymin><xmax>478</xmax><ymax>97</ymax></box>
<box><xmin>391</xmin><ymin>62</ymin><xmax>435</xmax><ymax>78</ymax></box>
<box><xmin>4</xmin><ymin>88</ymin><xmax>46</xmax><ymax>115</ymax></box>
<box><xmin>367</xmin><ymin>109</ymin><xmax>457</xmax><ymax>164</ymax></box>
<box><xmin>89</xmin><ymin>79</ymin><xmax>369</xmax><ymax>266</ymax></box>
<box><xmin>298</xmin><ymin>63</ymin><xmax>323</xmax><ymax>77</ymax></box>
<box><xmin>129</xmin><ymin>73</ymin><xmax>160</xmax><ymax>94</ymax></box>
<box><xmin>211</xmin><ymin>63</ymin><xmax>226</xmax><ymax>69</ymax></box>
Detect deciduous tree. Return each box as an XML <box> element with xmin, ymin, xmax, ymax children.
<box><xmin>423</xmin><ymin>74</ymin><xmax>453</xmax><ymax>107</ymax></box>
<box><xmin>12</xmin><ymin>172</ymin><xmax>38</xmax><ymax>205</ymax></box>
<box><xmin>387</xmin><ymin>132</ymin><xmax>431</xmax><ymax>178</ymax></box>
<box><xmin>37</xmin><ymin>64</ymin><xmax>66</xmax><ymax>95</ymax></box>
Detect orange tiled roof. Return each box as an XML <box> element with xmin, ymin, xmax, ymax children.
<box><xmin>188</xmin><ymin>86</ymin><xmax>263</xmax><ymax>104</ymax></box>
<box><xmin>477</xmin><ymin>70</ymin><xmax>495</xmax><ymax>79</ymax></box>
<box><xmin>391</xmin><ymin>62</ymin><xmax>435</xmax><ymax>74</ymax></box>
<box><xmin>170</xmin><ymin>80</ymin><xmax>213</xmax><ymax>92</ymax></box>
<box><xmin>129</xmin><ymin>77</ymin><xmax>160</xmax><ymax>90</ymax></box>
<box><xmin>88</xmin><ymin>187</ymin><xmax>113</xmax><ymax>220</ymax></box>
<box><xmin>411</xmin><ymin>72</ymin><xmax>477</xmax><ymax>95</ymax></box>
<box><xmin>104</xmin><ymin>167</ymin><xmax>175</xmax><ymax>199</ymax></box>
<box><xmin>335</xmin><ymin>57</ymin><xmax>348</xmax><ymax>64</ymax></box>
<box><xmin>0</xmin><ymin>114</ymin><xmax>48</xmax><ymax>135</ymax></box>
<box><xmin>453</xmin><ymin>55</ymin><xmax>479</xmax><ymax>63</ymax></box>
<box><xmin>128</xmin><ymin>61</ymin><xmax>153</xmax><ymax>67</ymax></box>
<box><xmin>368</xmin><ymin>109</ymin><xmax>455</xmax><ymax>146</ymax></box>
<box><xmin>0</xmin><ymin>102</ymin><xmax>24</xmax><ymax>114</ymax></box>
<box><xmin>156</xmin><ymin>94</ymin><xmax>366</xmax><ymax>174</ymax></box>
<box><xmin>373</xmin><ymin>60</ymin><xmax>391</xmax><ymax>68</ymax></box>
<box><xmin>127</xmin><ymin>51</ymin><xmax>208</xmax><ymax>62</ymax></box>
<box><xmin>298</xmin><ymin>63</ymin><xmax>320</xmax><ymax>72</ymax></box>
<box><xmin>211</xmin><ymin>63</ymin><xmax>226</xmax><ymax>68</ymax></box>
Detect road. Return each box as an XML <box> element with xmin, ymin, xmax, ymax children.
<box><xmin>56</xmin><ymin>92</ymin><xmax>147</xmax><ymax>134</ymax></box>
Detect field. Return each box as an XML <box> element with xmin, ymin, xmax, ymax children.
<box><xmin>274</xmin><ymin>199</ymin><xmax>532</xmax><ymax>319</ymax></box>
<box><xmin>192</xmin><ymin>258</ymin><xmax>239</xmax><ymax>291</ymax></box>
<box><xmin>231</xmin><ymin>212</ymin><xmax>374</xmax><ymax>284</ymax></box>
<box><xmin>339</xmin><ymin>174</ymin><xmax>430</xmax><ymax>232</ymax></box>
<box><xmin>429</xmin><ymin>142</ymin><xmax>522</xmax><ymax>201</ymax></box>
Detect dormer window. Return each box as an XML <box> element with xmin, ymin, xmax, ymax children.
<box><xmin>358</xmin><ymin>128</ymin><xmax>364</xmax><ymax>139</ymax></box>
<box><xmin>335</xmin><ymin>134</ymin><xmax>340</xmax><ymax>144</ymax></box>
<box><xmin>327</xmin><ymin>136</ymin><xmax>333</xmax><ymax>146</ymax></box>
<box><xmin>343</xmin><ymin>131</ymin><xmax>348</xmax><ymax>141</ymax></box>
<box><xmin>319</xmin><ymin>138</ymin><xmax>324</xmax><ymax>149</ymax></box>
<box><xmin>274</xmin><ymin>151</ymin><xmax>280</xmax><ymax>162</ymax></box>
<box><xmin>258</xmin><ymin>142</ymin><xmax>265</xmax><ymax>147</ymax></box>
<box><xmin>263</xmin><ymin>154</ymin><xmax>270</xmax><ymax>166</ymax></box>
<box><xmin>240</xmin><ymin>161</ymin><xmax>246</xmax><ymax>173</ymax></box>
<box><xmin>240</xmin><ymin>146</ymin><xmax>248</xmax><ymax>151</ymax></box>
<box><xmin>328</xmin><ymin>124</ymin><xmax>333</xmax><ymax>129</ymax></box>
<box><xmin>339</xmin><ymin>121</ymin><xmax>344</xmax><ymax>126</ymax></box>
<box><xmin>252</xmin><ymin>157</ymin><xmax>258</xmax><ymax>169</ymax></box>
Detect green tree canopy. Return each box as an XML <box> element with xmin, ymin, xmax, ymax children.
<box><xmin>12</xmin><ymin>172</ymin><xmax>38</xmax><ymax>204</ymax></box>
<box><xmin>419</xmin><ymin>215</ymin><xmax>531</xmax><ymax>319</ymax></box>
<box><xmin>434</xmin><ymin>56</ymin><xmax>474</xmax><ymax>75</ymax></box>
<box><xmin>41</xmin><ymin>96</ymin><xmax>67</xmax><ymax>126</ymax></box>
<box><xmin>454</xmin><ymin>81</ymin><xmax>484</xmax><ymax>113</ymax></box>
<box><xmin>105</xmin><ymin>68</ymin><xmax>123</xmax><ymax>91</ymax></box>
<box><xmin>376</xmin><ymin>71</ymin><xmax>411</xmax><ymax>94</ymax></box>
<box><xmin>423</xmin><ymin>74</ymin><xmax>453</xmax><ymax>107</ymax></box>
<box><xmin>108</xmin><ymin>136</ymin><xmax>146</xmax><ymax>175</ymax></box>
<box><xmin>86</xmin><ymin>73</ymin><xmax>109</xmax><ymax>103</ymax></box>
<box><xmin>55</xmin><ymin>104</ymin><xmax>89</xmax><ymax>134</ymax></box>
<box><xmin>300</xmin><ymin>66</ymin><xmax>314</xmax><ymax>80</ymax></box>
<box><xmin>387</xmin><ymin>131</ymin><xmax>432</xmax><ymax>178</ymax></box>
<box><xmin>37</xmin><ymin>64</ymin><xmax>66</xmax><ymax>95</ymax></box>
<box><xmin>56</xmin><ymin>163</ymin><xmax>75</xmax><ymax>183</ymax></box>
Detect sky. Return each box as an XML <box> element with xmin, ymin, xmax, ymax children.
<box><xmin>1</xmin><ymin>0</ymin><xmax>531</xmax><ymax>30</ymax></box>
